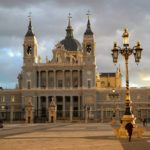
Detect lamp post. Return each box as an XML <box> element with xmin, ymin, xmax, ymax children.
<box><xmin>111</xmin><ymin>28</ymin><xmax>143</xmax><ymax>124</ymax></box>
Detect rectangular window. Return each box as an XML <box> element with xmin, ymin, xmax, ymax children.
<box><xmin>41</xmin><ymin>81</ymin><xmax>46</xmax><ymax>88</ymax></box>
<box><xmin>27</xmin><ymin>81</ymin><xmax>31</xmax><ymax>89</ymax></box>
<box><xmin>2</xmin><ymin>96</ymin><xmax>5</xmax><ymax>102</ymax></box>
<box><xmin>41</xmin><ymin>71</ymin><xmax>46</xmax><ymax>87</ymax></box>
<box><xmin>65</xmin><ymin>78</ymin><xmax>70</xmax><ymax>87</ymax></box>
<box><xmin>58</xmin><ymin>80</ymin><xmax>63</xmax><ymax>87</ymax></box>
<box><xmin>88</xmin><ymin>80</ymin><xmax>91</xmax><ymax>88</ymax></box>
<box><xmin>49</xmin><ymin>78</ymin><xmax>54</xmax><ymax>87</ymax></box>
<box><xmin>73</xmin><ymin>78</ymin><xmax>78</xmax><ymax>87</ymax></box>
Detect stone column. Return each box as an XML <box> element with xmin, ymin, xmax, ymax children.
<box><xmin>63</xmin><ymin>70</ymin><xmax>65</xmax><ymax>88</ymax></box>
<box><xmin>85</xmin><ymin>106</ymin><xmax>88</xmax><ymax>123</ymax></box>
<box><xmin>35</xmin><ymin>96</ymin><xmax>38</xmax><ymax>118</ymax></box>
<box><xmin>33</xmin><ymin>70</ymin><xmax>36</xmax><ymax>88</ymax></box>
<box><xmin>33</xmin><ymin>96</ymin><xmax>37</xmax><ymax>110</ymax></box>
<box><xmin>21</xmin><ymin>96</ymin><xmax>25</xmax><ymax>120</ymax></box>
<box><xmin>38</xmin><ymin>96</ymin><xmax>41</xmax><ymax>117</ymax></box>
<box><xmin>10</xmin><ymin>106</ymin><xmax>14</xmax><ymax>123</ymax></box>
<box><xmin>54</xmin><ymin>70</ymin><xmax>56</xmax><ymax>88</ymax></box>
<box><xmin>63</xmin><ymin>96</ymin><xmax>65</xmax><ymax>118</ymax></box>
<box><xmin>46</xmin><ymin>96</ymin><xmax>48</xmax><ymax>110</ymax></box>
<box><xmin>10</xmin><ymin>96</ymin><xmax>15</xmax><ymax>123</ymax></box>
<box><xmin>101</xmin><ymin>106</ymin><xmax>104</xmax><ymax>123</ymax></box>
<box><xmin>78</xmin><ymin>70</ymin><xmax>80</xmax><ymax>88</ymax></box>
<box><xmin>70</xmin><ymin>70</ymin><xmax>73</xmax><ymax>88</ymax></box>
<box><xmin>39</xmin><ymin>71</ymin><xmax>41</xmax><ymax>88</ymax></box>
<box><xmin>46</xmin><ymin>96</ymin><xmax>48</xmax><ymax>118</ymax></box>
<box><xmin>78</xmin><ymin>96</ymin><xmax>80</xmax><ymax>118</ymax></box>
<box><xmin>80</xmin><ymin>70</ymin><xmax>82</xmax><ymax>87</ymax></box>
<box><xmin>36</xmin><ymin>71</ymin><xmax>38</xmax><ymax>88</ymax></box>
<box><xmin>46</xmin><ymin>70</ymin><xmax>48</xmax><ymax>89</ymax></box>
<box><xmin>94</xmin><ymin>104</ymin><xmax>97</xmax><ymax>121</ymax></box>
<box><xmin>70</xmin><ymin>96</ymin><xmax>73</xmax><ymax>122</ymax></box>
<box><xmin>147</xmin><ymin>109</ymin><xmax>148</xmax><ymax>122</ymax></box>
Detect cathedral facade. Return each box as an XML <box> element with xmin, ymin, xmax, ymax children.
<box><xmin>20</xmin><ymin>15</ymin><xmax>97</xmax><ymax>122</ymax></box>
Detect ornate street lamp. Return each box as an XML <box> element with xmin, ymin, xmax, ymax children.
<box><xmin>111</xmin><ymin>28</ymin><xmax>143</xmax><ymax>124</ymax></box>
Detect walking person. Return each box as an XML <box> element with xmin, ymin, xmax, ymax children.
<box><xmin>143</xmin><ymin>118</ymin><xmax>147</xmax><ymax>127</ymax></box>
<box><xmin>0</xmin><ymin>119</ymin><xmax>3</xmax><ymax>128</ymax></box>
<box><xmin>125</xmin><ymin>122</ymin><xmax>134</xmax><ymax>142</ymax></box>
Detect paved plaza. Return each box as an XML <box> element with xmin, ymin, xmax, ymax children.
<box><xmin>0</xmin><ymin>122</ymin><xmax>150</xmax><ymax>150</ymax></box>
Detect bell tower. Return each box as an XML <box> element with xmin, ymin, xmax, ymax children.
<box><xmin>82</xmin><ymin>12</ymin><xmax>96</xmax><ymax>88</ymax></box>
<box><xmin>23</xmin><ymin>15</ymin><xmax>38</xmax><ymax>65</ymax></box>
<box><xmin>83</xmin><ymin>12</ymin><xmax>96</xmax><ymax>65</ymax></box>
<box><xmin>21</xmin><ymin>15</ymin><xmax>38</xmax><ymax>89</ymax></box>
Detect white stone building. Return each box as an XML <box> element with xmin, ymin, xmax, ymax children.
<box><xmin>0</xmin><ymin>16</ymin><xmax>150</xmax><ymax>123</ymax></box>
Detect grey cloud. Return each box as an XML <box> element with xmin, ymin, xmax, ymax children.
<box><xmin>0</xmin><ymin>0</ymin><xmax>46</xmax><ymax>8</ymax></box>
<box><xmin>0</xmin><ymin>0</ymin><xmax>150</xmax><ymax>88</ymax></box>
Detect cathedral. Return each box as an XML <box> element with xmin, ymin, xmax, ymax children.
<box><xmin>1</xmin><ymin>15</ymin><xmax>149</xmax><ymax>123</ymax></box>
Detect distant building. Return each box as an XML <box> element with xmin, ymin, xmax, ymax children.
<box><xmin>96</xmin><ymin>67</ymin><xmax>122</xmax><ymax>88</ymax></box>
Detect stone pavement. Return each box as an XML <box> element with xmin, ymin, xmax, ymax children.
<box><xmin>0</xmin><ymin>123</ymin><xmax>150</xmax><ymax>150</ymax></box>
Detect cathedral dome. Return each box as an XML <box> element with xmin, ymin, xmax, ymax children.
<box><xmin>60</xmin><ymin>14</ymin><xmax>81</xmax><ymax>51</ymax></box>
<box><xmin>60</xmin><ymin>37</ymin><xmax>81</xmax><ymax>51</ymax></box>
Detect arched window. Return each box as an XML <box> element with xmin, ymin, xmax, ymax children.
<box><xmin>101</xmin><ymin>81</ymin><xmax>105</xmax><ymax>87</ymax></box>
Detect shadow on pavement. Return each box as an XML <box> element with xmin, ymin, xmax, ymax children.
<box><xmin>119</xmin><ymin>136</ymin><xmax>150</xmax><ymax>150</ymax></box>
<box><xmin>84</xmin><ymin>135</ymin><xmax>116</xmax><ymax>140</ymax></box>
<box><xmin>84</xmin><ymin>134</ymin><xmax>150</xmax><ymax>150</ymax></box>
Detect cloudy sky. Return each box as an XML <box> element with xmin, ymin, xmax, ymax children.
<box><xmin>0</xmin><ymin>0</ymin><xmax>150</xmax><ymax>88</ymax></box>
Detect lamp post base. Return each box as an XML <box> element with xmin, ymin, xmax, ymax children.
<box><xmin>113</xmin><ymin>114</ymin><xmax>144</xmax><ymax>138</ymax></box>
<box><xmin>121</xmin><ymin>114</ymin><xmax>135</xmax><ymax>124</ymax></box>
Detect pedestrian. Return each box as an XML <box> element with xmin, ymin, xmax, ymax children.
<box><xmin>125</xmin><ymin>122</ymin><xmax>134</xmax><ymax>142</ymax></box>
<box><xmin>143</xmin><ymin>118</ymin><xmax>147</xmax><ymax>126</ymax></box>
<box><xmin>0</xmin><ymin>119</ymin><xmax>3</xmax><ymax>128</ymax></box>
<box><xmin>120</xmin><ymin>119</ymin><xmax>123</xmax><ymax>124</ymax></box>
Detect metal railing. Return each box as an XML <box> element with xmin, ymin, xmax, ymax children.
<box><xmin>0</xmin><ymin>109</ymin><xmax>150</xmax><ymax>123</ymax></box>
